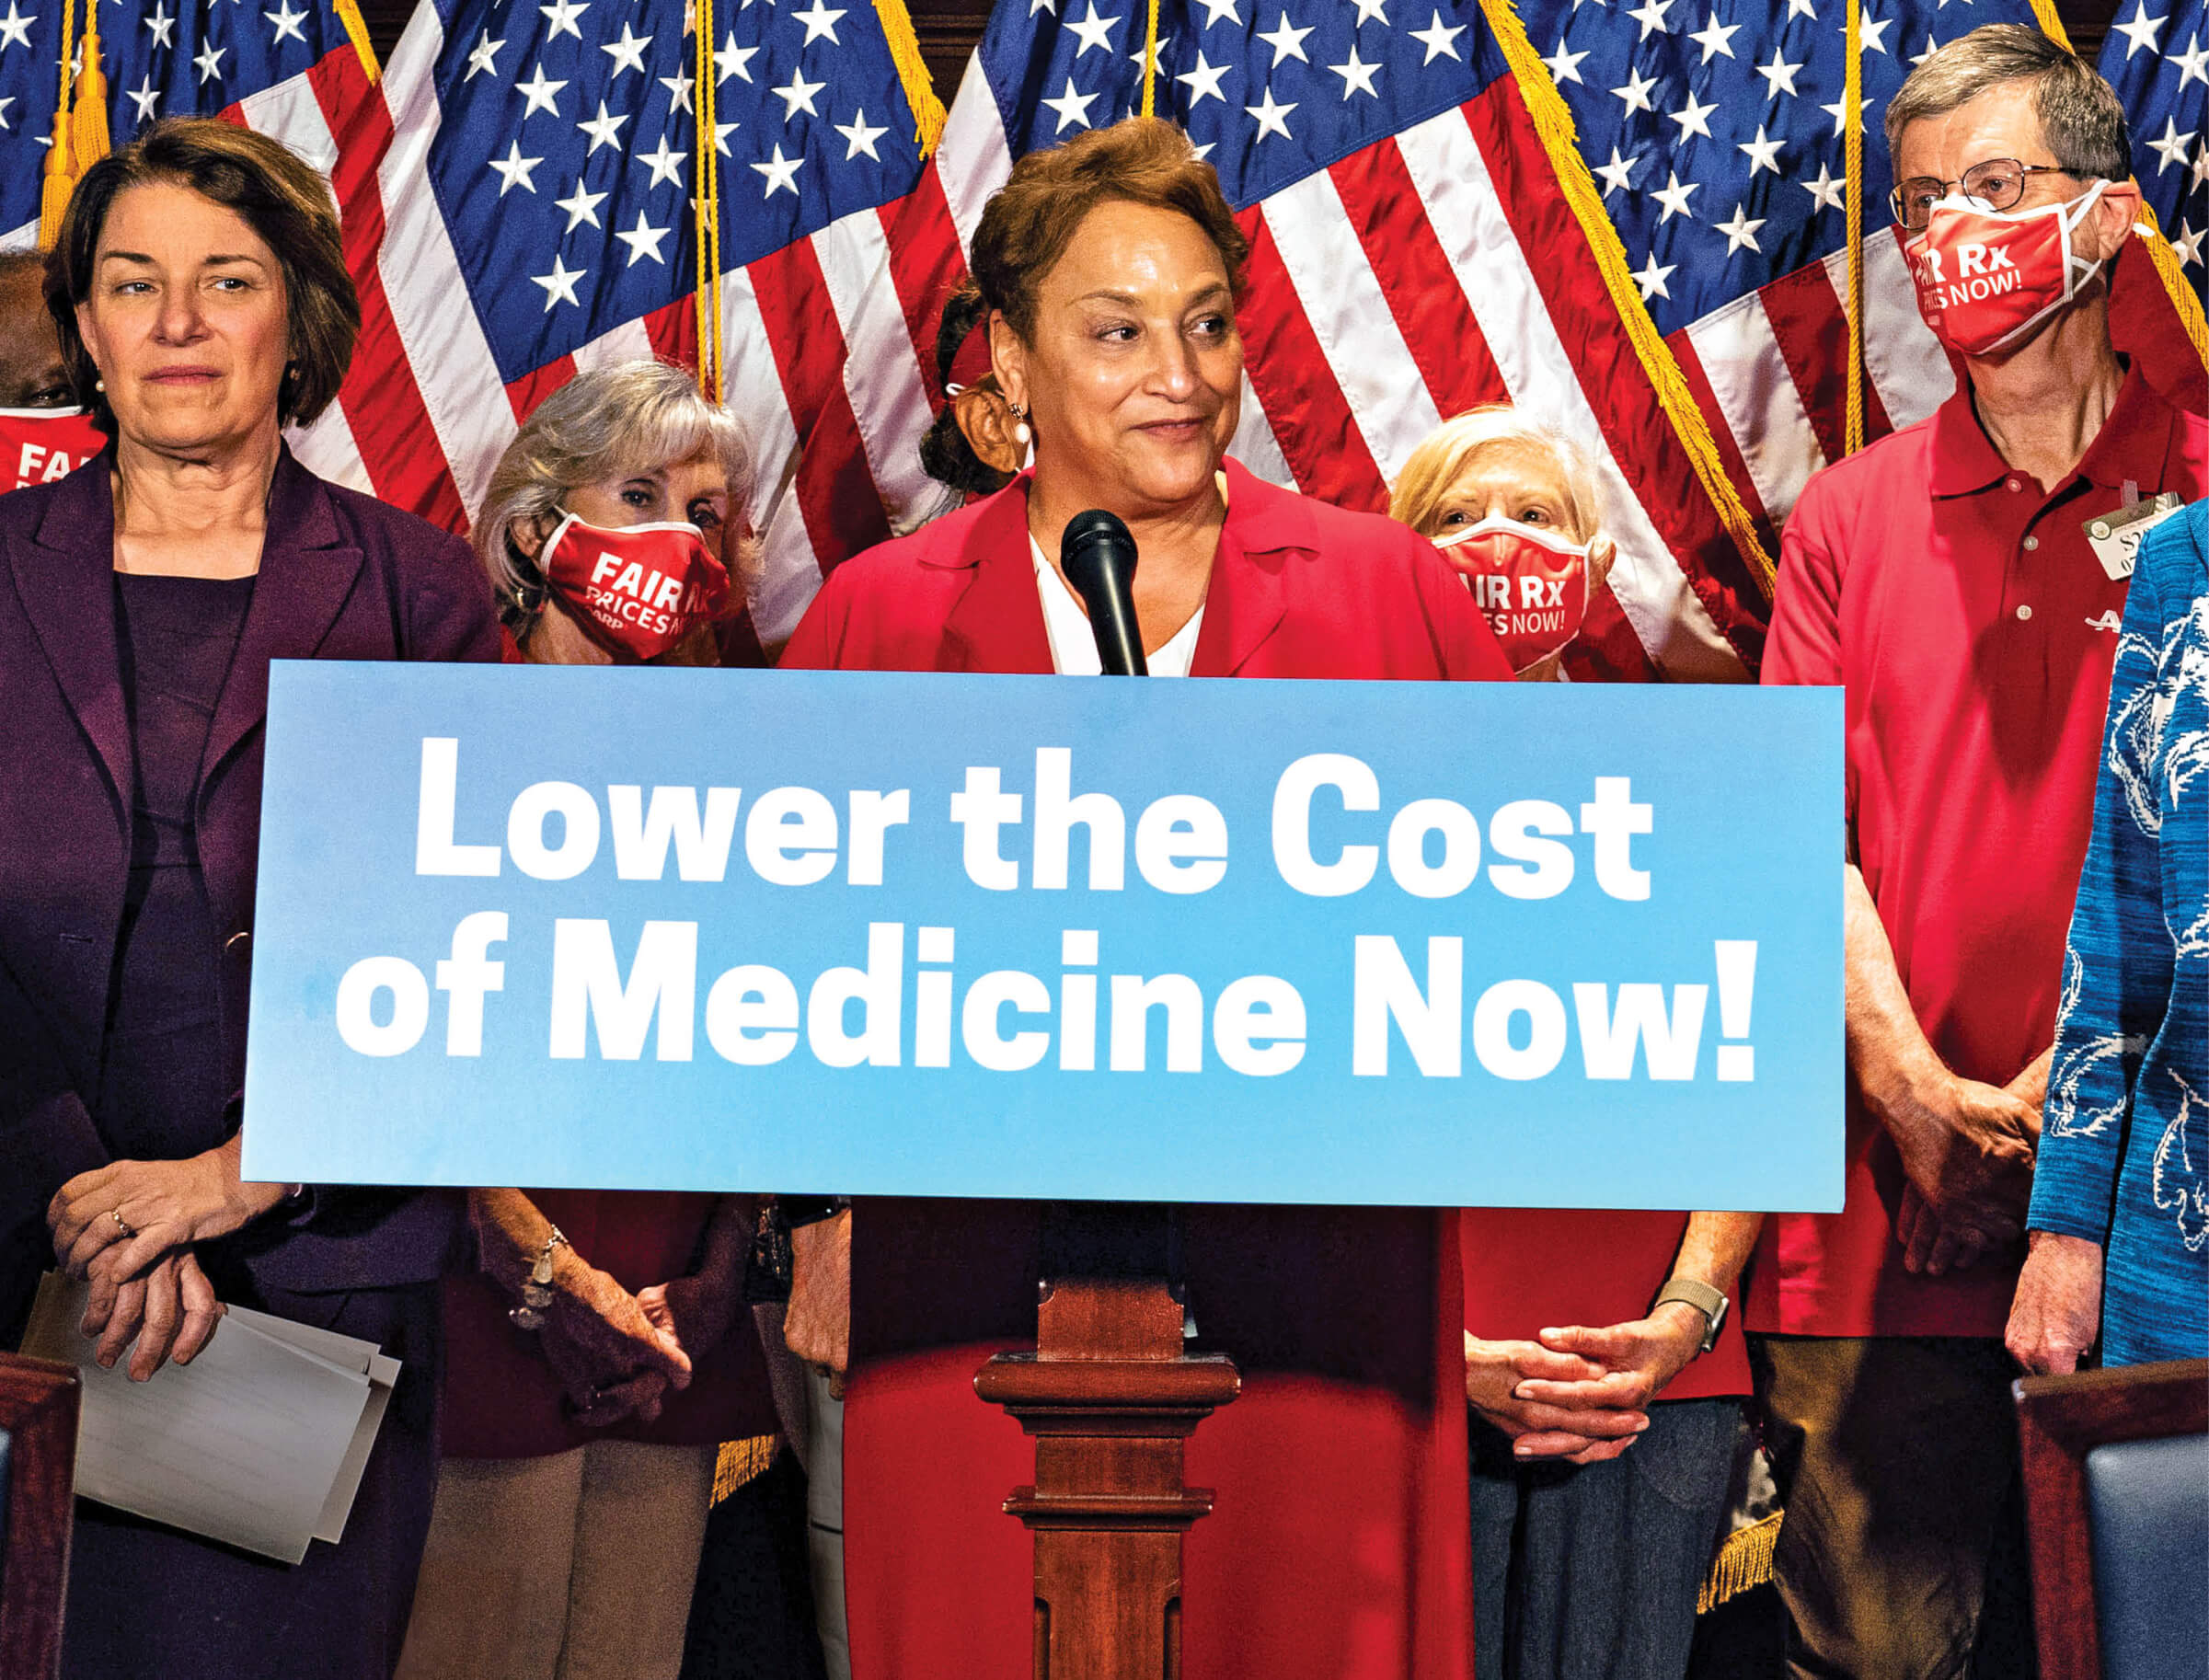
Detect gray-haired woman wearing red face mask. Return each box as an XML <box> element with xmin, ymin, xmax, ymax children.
<box><xmin>395</xmin><ymin>363</ymin><xmax>811</xmax><ymax>1680</ymax></box>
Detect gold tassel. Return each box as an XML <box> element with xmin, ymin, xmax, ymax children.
<box><xmin>871</xmin><ymin>0</ymin><xmax>946</xmax><ymax>157</ymax></box>
<box><xmin>70</xmin><ymin>11</ymin><xmax>110</xmax><ymax>174</ymax></box>
<box><xmin>1474</xmin><ymin>0</ymin><xmax>1778</xmax><ymax>596</ymax></box>
<box><xmin>1697</xmin><ymin>1510</ymin><xmax>1783</xmax><ymax>1617</ymax></box>
<box><xmin>694</xmin><ymin>0</ymin><xmax>723</xmax><ymax>402</ymax></box>
<box><xmin>37</xmin><ymin>0</ymin><xmax>77</xmax><ymax>248</ymax></box>
<box><xmin>1842</xmin><ymin>0</ymin><xmax>1865</xmax><ymax>455</ymax></box>
<box><xmin>1141</xmin><ymin>0</ymin><xmax>1160</xmax><ymax>117</ymax></box>
<box><xmin>330</xmin><ymin>0</ymin><xmax>383</xmax><ymax>82</ymax></box>
<box><xmin>2020</xmin><ymin>0</ymin><xmax>2209</xmax><ymax>383</ymax></box>
<box><xmin>711</xmin><ymin>1434</ymin><xmax>779</xmax><ymax>1504</ymax></box>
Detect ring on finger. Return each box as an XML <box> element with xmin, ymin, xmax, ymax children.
<box><xmin>110</xmin><ymin>1209</ymin><xmax>136</xmax><ymax>1239</ymax></box>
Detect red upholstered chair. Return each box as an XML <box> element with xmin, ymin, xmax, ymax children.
<box><xmin>0</xmin><ymin>1351</ymin><xmax>78</xmax><ymax>1680</ymax></box>
<box><xmin>2014</xmin><ymin>1358</ymin><xmax>2209</xmax><ymax>1680</ymax></box>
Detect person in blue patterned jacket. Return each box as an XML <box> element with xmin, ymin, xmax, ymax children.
<box><xmin>2008</xmin><ymin>500</ymin><xmax>2209</xmax><ymax>1372</ymax></box>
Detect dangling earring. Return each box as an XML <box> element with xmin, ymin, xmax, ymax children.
<box><xmin>1009</xmin><ymin>401</ymin><xmax>1031</xmax><ymax>447</ymax></box>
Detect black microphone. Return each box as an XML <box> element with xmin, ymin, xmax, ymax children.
<box><xmin>1059</xmin><ymin>510</ymin><xmax>1147</xmax><ymax>676</ymax></box>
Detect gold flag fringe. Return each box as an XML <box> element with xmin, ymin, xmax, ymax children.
<box><xmin>331</xmin><ymin>0</ymin><xmax>382</xmax><ymax>82</ymax></box>
<box><xmin>1474</xmin><ymin>0</ymin><xmax>1778</xmax><ymax>596</ymax></box>
<box><xmin>1697</xmin><ymin>1510</ymin><xmax>1783</xmax><ymax>1617</ymax></box>
<box><xmin>711</xmin><ymin>1434</ymin><xmax>780</xmax><ymax>1504</ymax></box>
<box><xmin>694</xmin><ymin>0</ymin><xmax>724</xmax><ymax>400</ymax></box>
<box><xmin>872</xmin><ymin>0</ymin><xmax>946</xmax><ymax>157</ymax></box>
<box><xmin>1141</xmin><ymin>0</ymin><xmax>1161</xmax><ymax>117</ymax></box>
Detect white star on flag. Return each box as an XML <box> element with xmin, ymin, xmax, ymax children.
<box><xmin>1246</xmin><ymin>85</ymin><xmax>1296</xmax><ymax>140</ymax></box>
<box><xmin>773</xmin><ymin>67</ymin><xmax>826</xmax><ymax>119</ymax></box>
<box><xmin>751</xmin><ymin>143</ymin><xmax>804</xmax><ymax>197</ymax></box>
<box><xmin>2111</xmin><ymin>0</ymin><xmax>2166</xmax><ymax>56</ymax></box>
<box><xmin>1041</xmin><ymin>76</ymin><xmax>1101</xmax><ymax>130</ymax></box>
<box><xmin>1543</xmin><ymin>34</ymin><xmax>1590</xmax><ymax>83</ymax></box>
<box><xmin>1633</xmin><ymin>251</ymin><xmax>1676</xmax><ymax>299</ymax></box>
<box><xmin>539</xmin><ymin>0</ymin><xmax>587</xmax><ymax>43</ymax></box>
<box><xmin>601</xmin><ymin>23</ymin><xmax>651</xmax><ymax>76</ymax></box>
<box><xmin>639</xmin><ymin>135</ymin><xmax>688</xmax><ymax>189</ymax></box>
<box><xmin>0</xmin><ymin>4</ymin><xmax>33</xmax><ymax>52</ymax></box>
<box><xmin>1067</xmin><ymin>3</ymin><xmax>1120</xmax><ymax>54</ymax></box>
<box><xmin>1177</xmin><ymin>50</ymin><xmax>1231</xmax><ymax>104</ymax></box>
<box><xmin>1668</xmin><ymin>89</ymin><xmax>1718</xmax><ymax>140</ymax></box>
<box><xmin>1687</xmin><ymin>12</ymin><xmax>1740</xmax><ymax>59</ymax></box>
<box><xmin>193</xmin><ymin>40</ymin><xmax>225</xmax><ymax>82</ymax></box>
<box><xmin>1409</xmin><ymin>9</ymin><xmax>1466</xmax><ymax>60</ymax></box>
<box><xmin>263</xmin><ymin>1</ymin><xmax>307</xmax><ymax>44</ymax></box>
<box><xmin>1755</xmin><ymin>47</ymin><xmax>1801</xmax><ymax>98</ymax></box>
<box><xmin>530</xmin><ymin>255</ymin><xmax>585</xmax><ymax>312</ymax></box>
<box><xmin>792</xmin><ymin>0</ymin><xmax>846</xmax><ymax>43</ymax></box>
<box><xmin>1714</xmin><ymin>202</ymin><xmax>1765</xmax><ymax>252</ymax></box>
<box><xmin>1257</xmin><ymin>11</ymin><xmax>1312</xmax><ymax>62</ymax></box>
<box><xmin>577</xmin><ymin>101</ymin><xmax>628</xmax><ymax>154</ymax></box>
<box><xmin>1593</xmin><ymin>144</ymin><xmax>1639</xmax><ymax>194</ymax></box>
<box><xmin>615</xmin><ymin>212</ymin><xmax>671</xmax><ymax>266</ymax></box>
<box><xmin>1651</xmin><ymin>169</ymin><xmax>1698</xmax><ymax>221</ymax></box>
<box><xmin>144</xmin><ymin>5</ymin><xmax>176</xmax><ymax>48</ymax></box>
<box><xmin>1327</xmin><ymin>44</ymin><xmax>1381</xmax><ymax>97</ymax></box>
<box><xmin>716</xmin><ymin>31</ymin><xmax>758</xmax><ymax>82</ymax></box>
<box><xmin>555</xmin><ymin>179</ymin><xmax>606</xmax><ymax>231</ymax></box>
<box><xmin>1738</xmin><ymin>123</ymin><xmax>1783</xmax><ymax>175</ymax></box>
<box><xmin>835</xmin><ymin>109</ymin><xmax>889</xmax><ymax>159</ymax></box>
<box><xmin>1801</xmin><ymin>161</ymin><xmax>1846</xmax><ymax>212</ymax></box>
<box><xmin>2146</xmin><ymin>116</ymin><xmax>2196</xmax><ymax>173</ymax></box>
<box><xmin>1611</xmin><ymin>65</ymin><xmax>1659</xmax><ymax>115</ymax></box>
<box><xmin>1626</xmin><ymin>0</ymin><xmax>1674</xmax><ymax>40</ymax></box>
<box><xmin>489</xmin><ymin>142</ymin><xmax>543</xmax><ymax>196</ymax></box>
<box><xmin>516</xmin><ymin>64</ymin><xmax>567</xmax><ymax>117</ymax></box>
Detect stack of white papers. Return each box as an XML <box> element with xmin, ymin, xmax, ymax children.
<box><xmin>19</xmin><ymin>1272</ymin><xmax>401</xmax><ymax>1564</ymax></box>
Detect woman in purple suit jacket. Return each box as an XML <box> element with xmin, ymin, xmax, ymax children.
<box><xmin>0</xmin><ymin>121</ymin><xmax>498</xmax><ymax>1679</ymax></box>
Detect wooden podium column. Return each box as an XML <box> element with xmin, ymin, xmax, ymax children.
<box><xmin>974</xmin><ymin>1227</ymin><xmax>1238</xmax><ymax>1680</ymax></box>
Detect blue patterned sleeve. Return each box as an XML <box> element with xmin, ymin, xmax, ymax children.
<box><xmin>2028</xmin><ymin>535</ymin><xmax>2179</xmax><ymax>1245</ymax></box>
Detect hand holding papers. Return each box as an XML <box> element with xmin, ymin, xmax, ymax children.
<box><xmin>19</xmin><ymin>1272</ymin><xmax>400</xmax><ymax>1564</ymax></box>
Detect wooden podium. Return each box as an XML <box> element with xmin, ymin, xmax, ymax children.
<box><xmin>973</xmin><ymin>1204</ymin><xmax>1239</xmax><ymax>1680</ymax></box>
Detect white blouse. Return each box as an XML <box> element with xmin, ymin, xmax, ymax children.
<box><xmin>1030</xmin><ymin>535</ymin><xmax>1205</xmax><ymax>677</ymax></box>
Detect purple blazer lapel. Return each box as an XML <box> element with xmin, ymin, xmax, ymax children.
<box><xmin>202</xmin><ymin>449</ymin><xmax>364</xmax><ymax>783</ymax></box>
<box><xmin>10</xmin><ymin>451</ymin><xmax>132</xmax><ymax>811</ymax></box>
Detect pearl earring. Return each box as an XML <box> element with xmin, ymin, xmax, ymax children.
<box><xmin>1009</xmin><ymin>401</ymin><xmax>1031</xmax><ymax>446</ymax></box>
<box><xmin>94</xmin><ymin>378</ymin><xmax>105</xmax><ymax>393</ymax></box>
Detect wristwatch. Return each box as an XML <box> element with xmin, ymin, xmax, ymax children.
<box><xmin>1652</xmin><ymin>1277</ymin><xmax>1730</xmax><ymax>1354</ymax></box>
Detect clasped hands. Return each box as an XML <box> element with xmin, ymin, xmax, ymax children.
<box><xmin>1464</xmin><ymin>1301</ymin><xmax>1709</xmax><ymax>1466</ymax></box>
<box><xmin>535</xmin><ymin>1253</ymin><xmax>739</xmax><ymax>1429</ymax></box>
<box><xmin>44</xmin><ymin>1137</ymin><xmax>288</xmax><ymax>1381</ymax></box>
<box><xmin>1887</xmin><ymin>1065</ymin><xmax>2041</xmax><ymax>1277</ymax></box>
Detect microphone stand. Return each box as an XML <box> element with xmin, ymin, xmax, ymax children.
<box><xmin>974</xmin><ymin>512</ymin><xmax>1239</xmax><ymax>1680</ymax></box>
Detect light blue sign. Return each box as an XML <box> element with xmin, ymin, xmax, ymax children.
<box><xmin>242</xmin><ymin>663</ymin><xmax>1844</xmax><ymax>1211</ymax></box>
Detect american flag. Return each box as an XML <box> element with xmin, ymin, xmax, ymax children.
<box><xmin>0</xmin><ymin>0</ymin><xmax>379</xmax><ymax>262</ymax></box>
<box><xmin>308</xmin><ymin>0</ymin><xmax>966</xmax><ymax>617</ymax></box>
<box><xmin>925</xmin><ymin>0</ymin><xmax>1766</xmax><ymax>677</ymax></box>
<box><xmin>2100</xmin><ymin>0</ymin><xmax>2207</xmax><ymax>273</ymax></box>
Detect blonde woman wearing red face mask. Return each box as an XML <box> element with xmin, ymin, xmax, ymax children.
<box><xmin>1391</xmin><ymin>409</ymin><xmax>1765</xmax><ymax>1680</ymax></box>
<box><xmin>396</xmin><ymin>362</ymin><xmax>799</xmax><ymax>1680</ymax></box>
<box><xmin>1389</xmin><ymin>408</ymin><xmax>1619</xmax><ymax>682</ymax></box>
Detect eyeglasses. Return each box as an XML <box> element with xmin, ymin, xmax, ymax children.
<box><xmin>1889</xmin><ymin>158</ymin><xmax>2084</xmax><ymax>232</ymax></box>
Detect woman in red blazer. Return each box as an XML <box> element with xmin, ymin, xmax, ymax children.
<box><xmin>779</xmin><ymin>117</ymin><xmax>1508</xmax><ymax>1680</ymax></box>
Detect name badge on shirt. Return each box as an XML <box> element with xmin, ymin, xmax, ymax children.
<box><xmin>2082</xmin><ymin>492</ymin><xmax>2184</xmax><ymax>582</ymax></box>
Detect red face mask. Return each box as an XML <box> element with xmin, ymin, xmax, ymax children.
<box><xmin>538</xmin><ymin>513</ymin><xmax>730</xmax><ymax>662</ymax></box>
<box><xmin>1433</xmin><ymin>515</ymin><xmax>1589</xmax><ymax>673</ymax></box>
<box><xmin>1904</xmin><ymin>181</ymin><xmax>2108</xmax><ymax>358</ymax></box>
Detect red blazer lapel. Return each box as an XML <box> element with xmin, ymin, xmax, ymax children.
<box><xmin>201</xmin><ymin>450</ymin><xmax>364</xmax><ymax>786</ymax></box>
<box><xmin>938</xmin><ymin>477</ymin><xmax>1054</xmax><ymax>674</ymax></box>
<box><xmin>11</xmin><ymin>451</ymin><xmax>132</xmax><ymax>814</ymax></box>
<box><xmin>1191</xmin><ymin>459</ymin><xmax>1308</xmax><ymax>677</ymax></box>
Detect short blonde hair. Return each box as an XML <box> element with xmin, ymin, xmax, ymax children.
<box><xmin>1388</xmin><ymin>408</ymin><xmax>1603</xmax><ymax>544</ymax></box>
<box><xmin>474</xmin><ymin>361</ymin><xmax>761</xmax><ymax>628</ymax></box>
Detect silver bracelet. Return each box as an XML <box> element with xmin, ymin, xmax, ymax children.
<box><xmin>508</xmin><ymin>1226</ymin><xmax>569</xmax><ymax>1331</ymax></box>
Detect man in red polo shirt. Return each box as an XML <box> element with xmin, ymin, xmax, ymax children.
<box><xmin>1755</xmin><ymin>26</ymin><xmax>2207</xmax><ymax>1679</ymax></box>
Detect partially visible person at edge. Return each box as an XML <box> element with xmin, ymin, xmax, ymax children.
<box><xmin>394</xmin><ymin>361</ymin><xmax>806</xmax><ymax>1680</ymax></box>
<box><xmin>778</xmin><ymin>115</ymin><xmax>1510</xmax><ymax>1680</ymax></box>
<box><xmin>916</xmin><ymin>276</ymin><xmax>1023</xmax><ymax>505</ymax></box>
<box><xmin>0</xmin><ymin>118</ymin><xmax>501</xmax><ymax>1680</ymax></box>
<box><xmin>1394</xmin><ymin>408</ymin><xmax>1762</xmax><ymax>1680</ymax></box>
<box><xmin>1755</xmin><ymin>27</ymin><xmax>2208</xmax><ymax>1680</ymax></box>
<box><xmin>0</xmin><ymin>247</ymin><xmax>74</xmax><ymax>409</ymax></box>
<box><xmin>2007</xmin><ymin>501</ymin><xmax>2208</xmax><ymax>1375</ymax></box>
